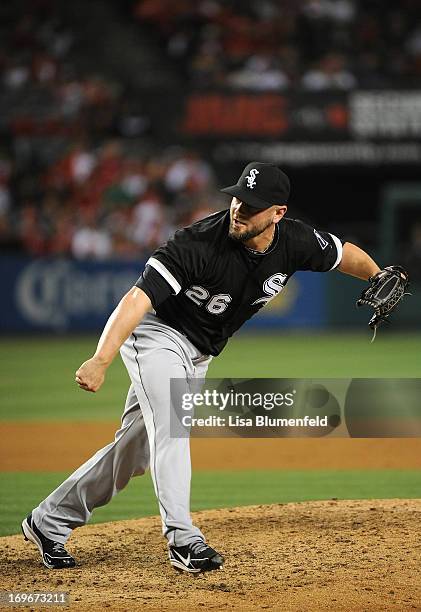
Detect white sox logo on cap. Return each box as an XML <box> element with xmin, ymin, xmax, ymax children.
<box><xmin>245</xmin><ymin>168</ymin><xmax>259</xmax><ymax>189</ymax></box>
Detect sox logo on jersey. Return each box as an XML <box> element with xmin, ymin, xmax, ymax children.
<box><xmin>252</xmin><ymin>273</ymin><xmax>288</xmax><ymax>306</ymax></box>
<box><xmin>245</xmin><ymin>168</ymin><xmax>259</xmax><ymax>189</ymax></box>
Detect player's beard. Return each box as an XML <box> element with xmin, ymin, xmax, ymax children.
<box><xmin>228</xmin><ymin>216</ymin><xmax>273</xmax><ymax>243</ymax></box>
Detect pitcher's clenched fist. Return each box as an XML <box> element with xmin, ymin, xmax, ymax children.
<box><xmin>75</xmin><ymin>356</ymin><xmax>107</xmax><ymax>392</ymax></box>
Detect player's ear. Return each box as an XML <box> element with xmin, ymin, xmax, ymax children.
<box><xmin>273</xmin><ymin>204</ymin><xmax>287</xmax><ymax>223</ymax></box>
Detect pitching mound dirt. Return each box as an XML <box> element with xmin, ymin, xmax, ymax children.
<box><xmin>1</xmin><ymin>500</ymin><xmax>421</xmax><ymax>611</ymax></box>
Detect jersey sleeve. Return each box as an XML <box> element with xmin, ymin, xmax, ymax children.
<box><xmin>135</xmin><ymin>227</ymin><xmax>207</xmax><ymax>307</ymax></box>
<box><xmin>292</xmin><ymin>220</ymin><xmax>343</xmax><ymax>272</ymax></box>
<box><xmin>135</xmin><ymin>264</ymin><xmax>173</xmax><ymax>308</ymax></box>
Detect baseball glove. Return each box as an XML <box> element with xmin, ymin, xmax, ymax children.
<box><xmin>356</xmin><ymin>265</ymin><xmax>410</xmax><ymax>340</ymax></box>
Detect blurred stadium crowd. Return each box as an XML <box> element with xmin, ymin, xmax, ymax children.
<box><xmin>135</xmin><ymin>0</ymin><xmax>421</xmax><ymax>89</ymax></box>
<box><xmin>1</xmin><ymin>0</ymin><xmax>421</xmax><ymax>260</ymax></box>
<box><xmin>0</xmin><ymin>0</ymin><xmax>219</xmax><ymax>259</ymax></box>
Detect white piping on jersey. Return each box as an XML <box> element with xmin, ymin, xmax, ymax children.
<box><xmin>328</xmin><ymin>233</ymin><xmax>343</xmax><ymax>270</ymax></box>
<box><xmin>147</xmin><ymin>257</ymin><xmax>182</xmax><ymax>294</ymax></box>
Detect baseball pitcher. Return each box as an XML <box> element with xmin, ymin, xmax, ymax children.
<box><xmin>21</xmin><ymin>162</ymin><xmax>408</xmax><ymax>573</ymax></box>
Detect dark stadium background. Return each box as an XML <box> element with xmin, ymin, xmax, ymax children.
<box><xmin>1</xmin><ymin>0</ymin><xmax>421</xmax><ymax>267</ymax></box>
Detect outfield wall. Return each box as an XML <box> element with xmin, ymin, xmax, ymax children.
<box><xmin>0</xmin><ymin>256</ymin><xmax>418</xmax><ymax>332</ymax></box>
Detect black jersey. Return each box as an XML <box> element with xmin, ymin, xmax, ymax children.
<box><xmin>136</xmin><ymin>210</ymin><xmax>342</xmax><ymax>356</ymax></box>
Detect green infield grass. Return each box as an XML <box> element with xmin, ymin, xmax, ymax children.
<box><xmin>1</xmin><ymin>469</ymin><xmax>421</xmax><ymax>537</ymax></box>
<box><xmin>0</xmin><ymin>332</ymin><xmax>419</xmax><ymax>421</ymax></box>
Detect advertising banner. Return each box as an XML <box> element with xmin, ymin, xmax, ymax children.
<box><xmin>178</xmin><ymin>90</ymin><xmax>421</xmax><ymax>141</ymax></box>
<box><xmin>146</xmin><ymin>88</ymin><xmax>421</xmax><ymax>165</ymax></box>
<box><xmin>0</xmin><ymin>257</ymin><xmax>140</xmax><ymax>332</ymax></box>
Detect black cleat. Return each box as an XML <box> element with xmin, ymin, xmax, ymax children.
<box><xmin>169</xmin><ymin>541</ymin><xmax>224</xmax><ymax>573</ymax></box>
<box><xmin>21</xmin><ymin>514</ymin><xmax>76</xmax><ymax>570</ymax></box>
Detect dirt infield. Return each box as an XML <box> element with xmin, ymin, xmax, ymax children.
<box><xmin>1</xmin><ymin>500</ymin><xmax>420</xmax><ymax>611</ymax></box>
<box><xmin>2</xmin><ymin>422</ymin><xmax>421</xmax><ymax>471</ymax></box>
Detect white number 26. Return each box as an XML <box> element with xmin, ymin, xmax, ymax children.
<box><xmin>185</xmin><ymin>285</ymin><xmax>232</xmax><ymax>315</ymax></box>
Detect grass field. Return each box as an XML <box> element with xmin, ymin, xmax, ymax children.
<box><xmin>1</xmin><ymin>332</ymin><xmax>420</xmax><ymax>537</ymax></box>
<box><xmin>0</xmin><ymin>331</ymin><xmax>419</xmax><ymax>421</ymax></box>
<box><xmin>2</xmin><ymin>470</ymin><xmax>421</xmax><ymax>537</ymax></box>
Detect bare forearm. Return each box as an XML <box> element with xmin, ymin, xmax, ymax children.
<box><xmin>338</xmin><ymin>242</ymin><xmax>381</xmax><ymax>281</ymax></box>
<box><xmin>94</xmin><ymin>287</ymin><xmax>152</xmax><ymax>366</ymax></box>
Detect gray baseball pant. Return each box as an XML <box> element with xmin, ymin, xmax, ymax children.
<box><xmin>32</xmin><ymin>313</ymin><xmax>212</xmax><ymax>547</ymax></box>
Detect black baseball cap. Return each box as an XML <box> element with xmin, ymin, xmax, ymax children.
<box><xmin>221</xmin><ymin>162</ymin><xmax>290</xmax><ymax>209</ymax></box>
